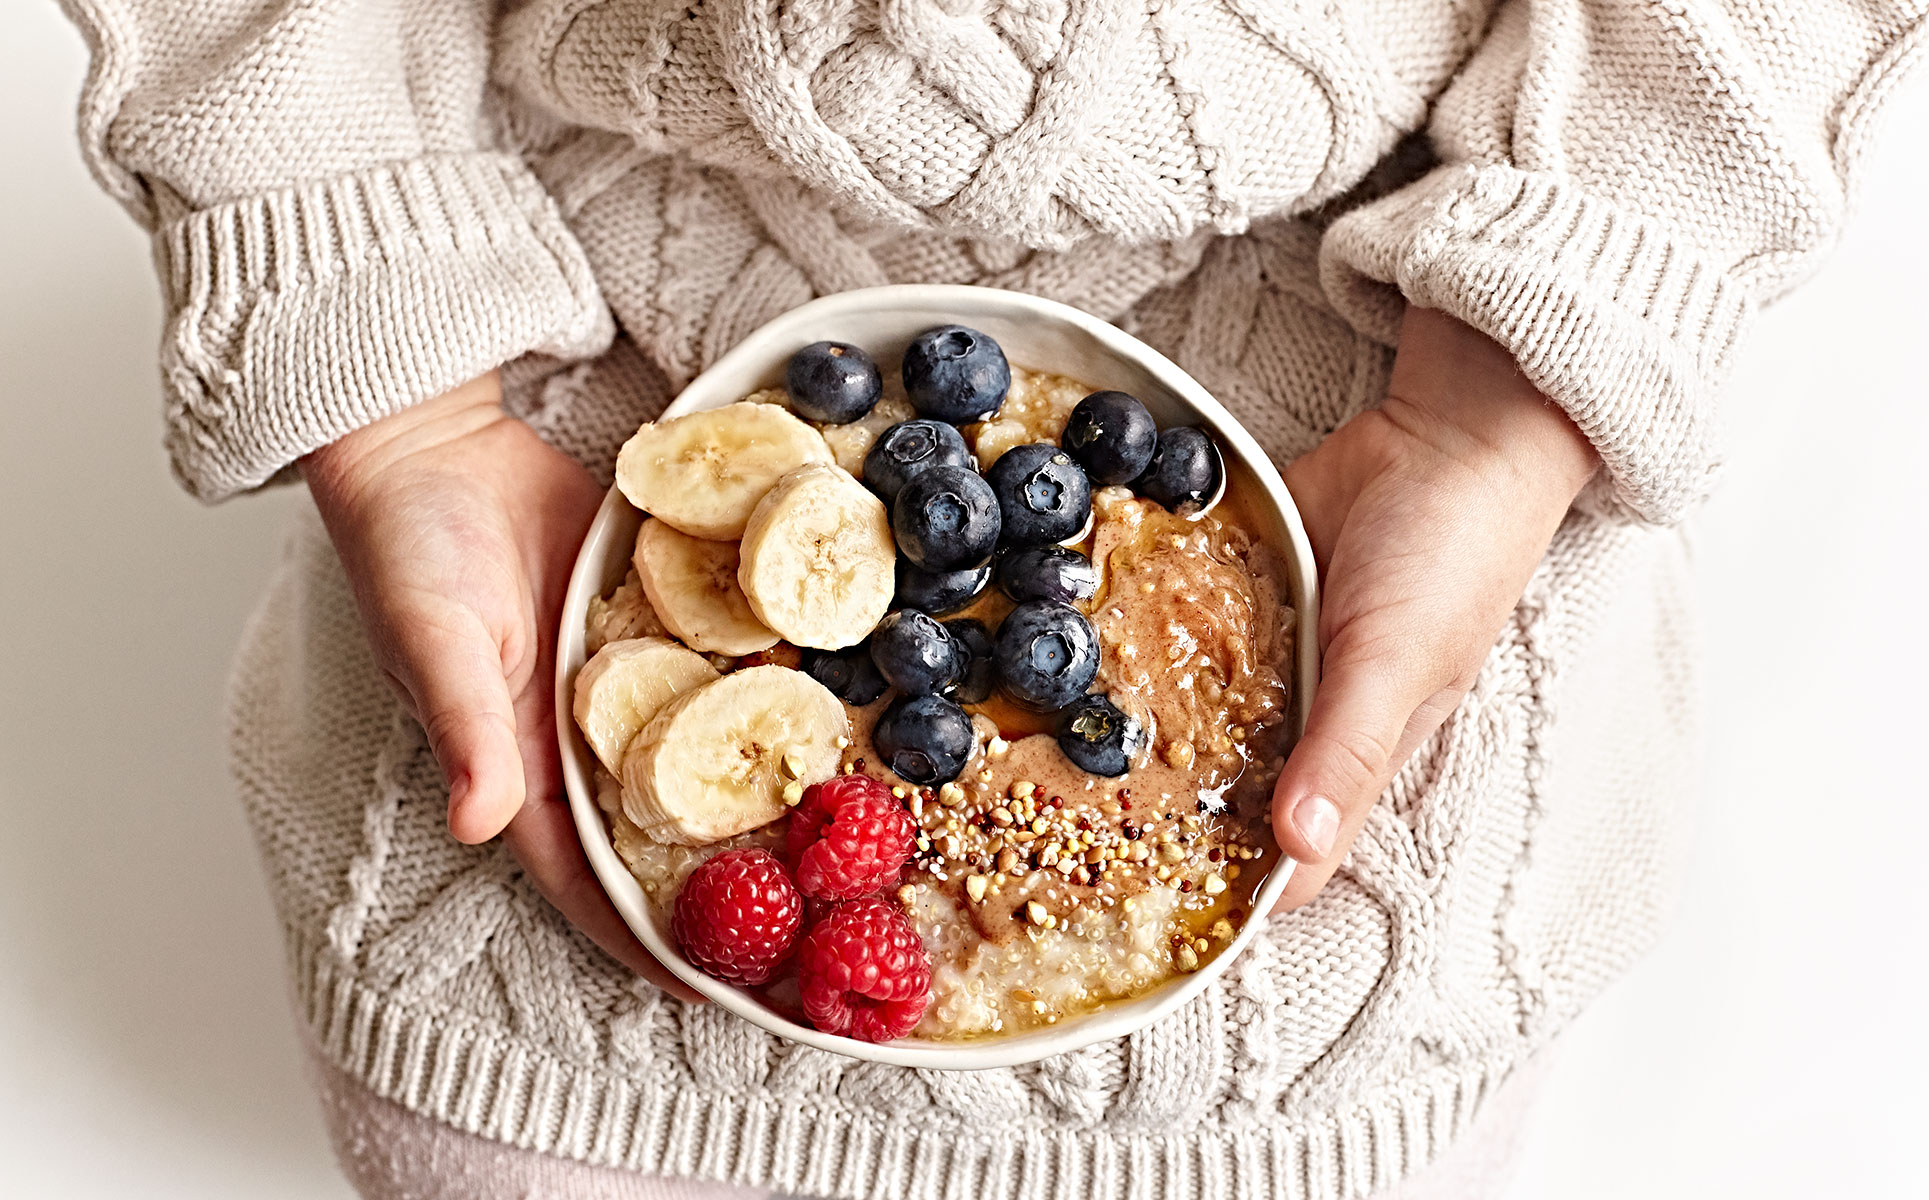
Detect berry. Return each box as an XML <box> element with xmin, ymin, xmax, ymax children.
<box><xmin>869</xmin><ymin>610</ymin><xmax>962</xmax><ymax>696</ymax></box>
<box><xmin>802</xmin><ymin>644</ymin><xmax>890</xmax><ymax>706</ymax></box>
<box><xmin>993</xmin><ymin>600</ymin><xmax>1100</xmax><ymax>711</ymax></box>
<box><xmin>796</xmin><ymin>897</ymin><xmax>933</xmax><ymax>1042</ymax></box>
<box><xmin>985</xmin><ymin>443</ymin><xmax>1092</xmax><ymax>546</ymax></box>
<box><xmin>1062</xmin><ymin>390</ymin><xmax>1158</xmax><ymax>485</ymax></box>
<box><xmin>873</xmin><ymin>694</ymin><xmax>975</xmax><ymax>784</ymax></box>
<box><xmin>902</xmin><ymin>325</ymin><xmax>1010</xmax><ymax>424</ymax></box>
<box><xmin>1055</xmin><ymin>693</ymin><xmax>1145</xmax><ymax>777</ymax></box>
<box><xmin>671</xmin><ymin>849</ymin><xmax>803</xmax><ymax>986</ymax></box>
<box><xmin>894</xmin><ymin>559</ymin><xmax>990</xmax><ymax>616</ymax></box>
<box><xmin>785</xmin><ymin>772</ymin><xmax>876</xmax><ymax>861</ymax></box>
<box><xmin>786</xmin><ymin>341</ymin><xmax>882</xmax><ymax>424</ymax></box>
<box><xmin>862</xmin><ymin>419</ymin><xmax>974</xmax><ymax>504</ymax></box>
<box><xmin>943</xmin><ymin>617</ymin><xmax>995</xmax><ymax>704</ymax></box>
<box><xmin>997</xmin><ymin>544</ymin><xmax>1099</xmax><ymax>605</ymax></box>
<box><xmin>785</xmin><ymin>775</ymin><xmax>916</xmax><ymax>900</ymax></box>
<box><xmin>892</xmin><ymin>465</ymin><xmax>1001</xmax><ymax>571</ymax></box>
<box><xmin>1134</xmin><ymin>426</ymin><xmax>1224</xmax><ymax>513</ymax></box>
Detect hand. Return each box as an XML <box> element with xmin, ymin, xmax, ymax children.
<box><xmin>1270</xmin><ymin>308</ymin><xmax>1600</xmax><ymax>910</ymax></box>
<box><xmin>302</xmin><ymin>374</ymin><xmax>699</xmax><ymax>1000</ymax></box>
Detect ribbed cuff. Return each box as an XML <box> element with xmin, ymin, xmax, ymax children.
<box><xmin>155</xmin><ymin>152</ymin><xmax>614</xmax><ymax>500</ymax></box>
<box><xmin>291</xmin><ymin>923</ymin><xmax>1519</xmax><ymax>1200</ymax></box>
<box><xmin>1319</xmin><ymin>163</ymin><xmax>1753</xmax><ymax>525</ymax></box>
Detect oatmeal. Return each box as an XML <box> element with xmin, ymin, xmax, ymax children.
<box><xmin>585</xmin><ymin>569</ymin><xmax>665</xmax><ymax>654</ymax></box>
<box><xmin>576</xmin><ymin>326</ymin><xmax>1293</xmax><ymax>1044</ymax></box>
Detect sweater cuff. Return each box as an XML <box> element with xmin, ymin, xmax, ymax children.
<box><xmin>155</xmin><ymin>152</ymin><xmax>613</xmax><ymax>500</ymax></box>
<box><xmin>1319</xmin><ymin>163</ymin><xmax>1754</xmax><ymax>525</ymax></box>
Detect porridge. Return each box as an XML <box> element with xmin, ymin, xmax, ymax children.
<box><xmin>572</xmin><ymin>326</ymin><xmax>1293</xmax><ymax>1043</ymax></box>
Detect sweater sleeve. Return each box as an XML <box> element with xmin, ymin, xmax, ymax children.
<box><xmin>61</xmin><ymin>0</ymin><xmax>613</xmax><ymax>501</ymax></box>
<box><xmin>1319</xmin><ymin>1</ymin><xmax>1926</xmax><ymax>524</ymax></box>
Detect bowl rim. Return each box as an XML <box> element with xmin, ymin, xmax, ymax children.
<box><xmin>554</xmin><ymin>284</ymin><xmax>1320</xmax><ymax>1069</ymax></box>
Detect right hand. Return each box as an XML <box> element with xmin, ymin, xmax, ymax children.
<box><xmin>302</xmin><ymin>373</ymin><xmax>701</xmax><ymax>1002</ymax></box>
<box><xmin>1269</xmin><ymin>308</ymin><xmax>1599</xmax><ymax>911</ymax></box>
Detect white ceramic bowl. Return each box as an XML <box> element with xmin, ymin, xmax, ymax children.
<box><xmin>556</xmin><ymin>284</ymin><xmax>1319</xmax><ymax>1069</ymax></box>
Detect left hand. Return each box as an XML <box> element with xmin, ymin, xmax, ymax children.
<box><xmin>1270</xmin><ymin>307</ymin><xmax>1601</xmax><ymax>910</ymax></box>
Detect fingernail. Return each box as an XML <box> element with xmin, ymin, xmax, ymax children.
<box><xmin>1292</xmin><ymin>794</ymin><xmax>1341</xmax><ymax>859</ymax></box>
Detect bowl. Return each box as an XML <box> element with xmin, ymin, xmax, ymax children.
<box><xmin>555</xmin><ymin>284</ymin><xmax>1319</xmax><ymax>1069</ymax></box>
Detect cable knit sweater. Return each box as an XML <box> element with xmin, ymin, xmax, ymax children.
<box><xmin>60</xmin><ymin>2</ymin><xmax>1924</xmax><ymax>1198</ymax></box>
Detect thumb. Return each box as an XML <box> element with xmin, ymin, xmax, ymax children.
<box><xmin>390</xmin><ymin>609</ymin><xmax>528</xmax><ymax>844</ymax></box>
<box><xmin>1271</xmin><ymin>638</ymin><xmax>1449</xmax><ymax>901</ymax></box>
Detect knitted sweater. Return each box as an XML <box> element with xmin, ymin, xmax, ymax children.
<box><xmin>61</xmin><ymin>2</ymin><xmax>1924</xmax><ymax>1198</ymax></box>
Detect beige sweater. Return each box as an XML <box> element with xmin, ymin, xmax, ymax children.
<box><xmin>60</xmin><ymin>2</ymin><xmax>1925</xmax><ymax>1198</ymax></box>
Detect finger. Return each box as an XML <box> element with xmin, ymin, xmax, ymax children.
<box><xmin>499</xmin><ymin>438</ymin><xmax>601</xmax><ymax>832</ymax></box>
<box><xmin>501</xmin><ymin>796</ymin><xmax>705</xmax><ymax>1004</ymax></box>
<box><xmin>1270</xmin><ymin>635</ymin><xmax>1447</xmax><ymax>896</ymax></box>
<box><xmin>390</xmin><ymin>610</ymin><xmax>528</xmax><ymax>845</ymax></box>
<box><xmin>509</xmin><ymin>624</ymin><xmax>564</xmax><ymax>823</ymax></box>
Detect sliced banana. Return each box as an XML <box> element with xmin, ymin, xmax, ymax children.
<box><xmin>621</xmin><ymin>665</ymin><xmax>848</xmax><ymax>846</ymax></box>
<box><xmin>738</xmin><ymin>463</ymin><xmax>895</xmax><ymax>650</ymax></box>
<box><xmin>633</xmin><ymin>518</ymin><xmax>779</xmax><ymax>655</ymax></box>
<box><xmin>572</xmin><ymin>636</ymin><xmax>721</xmax><ymax>773</ymax></box>
<box><xmin>615</xmin><ymin>402</ymin><xmax>833</xmax><ymax>540</ymax></box>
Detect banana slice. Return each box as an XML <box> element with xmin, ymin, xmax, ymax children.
<box><xmin>572</xmin><ymin>637</ymin><xmax>721</xmax><ymax>772</ymax></box>
<box><xmin>633</xmin><ymin>518</ymin><xmax>779</xmax><ymax>655</ymax></box>
<box><xmin>738</xmin><ymin>463</ymin><xmax>895</xmax><ymax>650</ymax></box>
<box><xmin>621</xmin><ymin>665</ymin><xmax>848</xmax><ymax>845</ymax></box>
<box><xmin>616</xmin><ymin>402</ymin><xmax>833</xmax><ymax>540</ymax></box>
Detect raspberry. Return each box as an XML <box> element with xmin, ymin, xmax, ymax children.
<box><xmin>796</xmin><ymin>897</ymin><xmax>932</xmax><ymax>1042</ymax></box>
<box><xmin>785</xmin><ymin>775</ymin><xmax>916</xmax><ymax>900</ymax></box>
<box><xmin>784</xmin><ymin>774</ymin><xmax>876</xmax><ymax>858</ymax></box>
<box><xmin>671</xmin><ymin>849</ymin><xmax>803</xmax><ymax>986</ymax></box>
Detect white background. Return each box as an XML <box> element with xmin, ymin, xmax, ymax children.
<box><xmin>2</xmin><ymin>4</ymin><xmax>1924</xmax><ymax>1196</ymax></box>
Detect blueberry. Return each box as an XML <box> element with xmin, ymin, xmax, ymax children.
<box><xmin>996</xmin><ymin>544</ymin><xmax>1099</xmax><ymax>606</ymax></box>
<box><xmin>894</xmin><ymin>559</ymin><xmax>991</xmax><ymax>616</ymax></box>
<box><xmin>1134</xmin><ymin>427</ymin><xmax>1224</xmax><ymax>513</ymax></box>
<box><xmin>862</xmin><ymin>419</ymin><xmax>974</xmax><ymax>504</ymax></box>
<box><xmin>993</xmin><ymin>600</ymin><xmax>1100</xmax><ymax>712</ymax></box>
<box><xmin>943</xmin><ymin>618</ymin><xmax>995</xmax><ymax>705</ymax></box>
<box><xmin>985</xmin><ymin>443</ymin><xmax>1091</xmax><ymax>546</ymax></box>
<box><xmin>802</xmin><ymin>645</ymin><xmax>889</xmax><ymax>706</ymax></box>
<box><xmin>873</xmin><ymin>694</ymin><xmax>975</xmax><ymax>785</ymax></box>
<box><xmin>785</xmin><ymin>341</ymin><xmax>882</xmax><ymax>424</ymax></box>
<box><xmin>1055</xmin><ymin>694</ymin><xmax>1145</xmax><ymax>777</ymax></box>
<box><xmin>1062</xmin><ymin>390</ymin><xmax>1158</xmax><ymax>485</ymax></box>
<box><xmin>902</xmin><ymin>325</ymin><xmax>1010</xmax><ymax>423</ymax></box>
<box><xmin>868</xmin><ymin>610</ymin><xmax>962</xmax><ymax>696</ymax></box>
<box><xmin>892</xmin><ymin>465</ymin><xmax>1001</xmax><ymax>572</ymax></box>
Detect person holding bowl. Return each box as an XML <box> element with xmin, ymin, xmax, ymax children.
<box><xmin>58</xmin><ymin>0</ymin><xmax>1922</xmax><ymax>1196</ymax></box>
